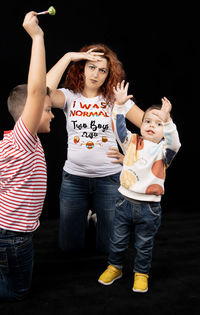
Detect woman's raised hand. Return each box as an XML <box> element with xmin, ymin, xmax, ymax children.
<box><xmin>67</xmin><ymin>48</ymin><xmax>104</xmax><ymax>63</ymax></box>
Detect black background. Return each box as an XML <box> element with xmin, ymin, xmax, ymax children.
<box><xmin>0</xmin><ymin>1</ymin><xmax>193</xmax><ymax>217</ymax></box>
<box><xmin>0</xmin><ymin>2</ymin><xmax>198</xmax><ymax>314</ymax></box>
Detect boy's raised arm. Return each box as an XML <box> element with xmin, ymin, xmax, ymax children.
<box><xmin>21</xmin><ymin>11</ymin><xmax>46</xmax><ymax>136</ymax></box>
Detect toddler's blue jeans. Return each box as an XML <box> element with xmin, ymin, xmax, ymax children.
<box><xmin>108</xmin><ymin>196</ymin><xmax>162</xmax><ymax>274</ymax></box>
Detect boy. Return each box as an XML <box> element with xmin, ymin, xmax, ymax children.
<box><xmin>0</xmin><ymin>12</ymin><xmax>54</xmax><ymax>301</ymax></box>
<box><xmin>98</xmin><ymin>81</ymin><xmax>181</xmax><ymax>293</ymax></box>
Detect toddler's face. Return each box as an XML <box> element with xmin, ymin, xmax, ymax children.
<box><xmin>140</xmin><ymin>110</ymin><xmax>164</xmax><ymax>143</ymax></box>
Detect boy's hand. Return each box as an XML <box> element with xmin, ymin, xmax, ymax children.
<box><xmin>113</xmin><ymin>80</ymin><xmax>133</xmax><ymax>105</ymax></box>
<box><xmin>23</xmin><ymin>11</ymin><xmax>43</xmax><ymax>38</ymax></box>
<box><xmin>152</xmin><ymin>97</ymin><xmax>172</xmax><ymax>122</ymax></box>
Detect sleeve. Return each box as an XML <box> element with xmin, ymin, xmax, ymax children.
<box><xmin>58</xmin><ymin>88</ymin><xmax>74</xmax><ymax>111</ymax></box>
<box><xmin>163</xmin><ymin>120</ymin><xmax>181</xmax><ymax>166</ymax></box>
<box><xmin>120</xmin><ymin>99</ymin><xmax>135</xmax><ymax>116</ymax></box>
<box><xmin>112</xmin><ymin>104</ymin><xmax>134</xmax><ymax>154</ymax></box>
<box><xmin>13</xmin><ymin>117</ymin><xmax>39</xmax><ymax>152</ymax></box>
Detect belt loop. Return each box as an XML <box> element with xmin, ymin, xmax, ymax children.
<box><xmin>0</xmin><ymin>228</ymin><xmax>7</xmax><ymax>235</ymax></box>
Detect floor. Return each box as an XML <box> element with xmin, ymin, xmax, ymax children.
<box><xmin>0</xmin><ymin>208</ymin><xmax>199</xmax><ymax>315</ymax></box>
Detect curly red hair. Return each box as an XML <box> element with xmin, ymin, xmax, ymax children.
<box><xmin>62</xmin><ymin>44</ymin><xmax>126</xmax><ymax>104</ymax></box>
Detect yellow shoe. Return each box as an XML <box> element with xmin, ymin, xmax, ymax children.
<box><xmin>132</xmin><ymin>272</ymin><xmax>149</xmax><ymax>293</ymax></box>
<box><xmin>98</xmin><ymin>265</ymin><xmax>122</xmax><ymax>285</ymax></box>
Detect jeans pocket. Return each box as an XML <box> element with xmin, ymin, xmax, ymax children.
<box><xmin>108</xmin><ymin>172</ymin><xmax>120</xmax><ymax>185</ymax></box>
<box><xmin>148</xmin><ymin>203</ymin><xmax>162</xmax><ymax>216</ymax></box>
<box><xmin>14</xmin><ymin>236</ymin><xmax>34</xmax><ymax>270</ymax></box>
<box><xmin>0</xmin><ymin>247</ymin><xmax>9</xmax><ymax>275</ymax></box>
<box><xmin>116</xmin><ymin>197</ymin><xmax>126</xmax><ymax>208</ymax></box>
<box><xmin>63</xmin><ymin>170</ymin><xmax>72</xmax><ymax>180</ymax></box>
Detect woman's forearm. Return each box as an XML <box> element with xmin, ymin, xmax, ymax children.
<box><xmin>46</xmin><ymin>53</ymin><xmax>72</xmax><ymax>90</ymax></box>
<box><xmin>126</xmin><ymin>104</ymin><xmax>144</xmax><ymax>128</ymax></box>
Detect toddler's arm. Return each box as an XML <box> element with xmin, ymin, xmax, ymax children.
<box><xmin>153</xmin><ymin>97</ymin><xmax>181</xmax><ymax>166</ymax></box>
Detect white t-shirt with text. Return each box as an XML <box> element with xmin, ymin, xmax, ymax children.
<box><xmin>60</xmin><ymin>88</ymin><xmax>134</xmax><ymax>177</ymax></box>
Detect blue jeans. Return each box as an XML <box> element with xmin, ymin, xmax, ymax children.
<box><xmin>59</xmin><ymin>171</ymin><xmax>121</xmax><ymax>253</ymax></box>
<box><xmin>108</xmin><ymin>197</ymin><xmax>162</xmax><ymax>274</ymax></box>
<box><xmin>0</xmin><ymin>229</ymin><xmax>34</xmax><ymax>301</ymax></box>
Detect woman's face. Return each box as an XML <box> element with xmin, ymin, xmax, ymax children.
<box><xmin>83</xmin><ymin>58</ymin><xmax>109</xmax><ymax>92</ymax></box>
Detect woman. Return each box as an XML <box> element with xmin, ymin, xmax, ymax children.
<box><xmin>47</xmin><ymin>44</ymin><xmax>144</xmax><ymax>253</ymax></box>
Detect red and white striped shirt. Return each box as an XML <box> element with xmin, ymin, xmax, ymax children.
<box><xmin>0</xmin><ymin>117</ymin><xmax>47</xmax><ymax>232</ymax></box>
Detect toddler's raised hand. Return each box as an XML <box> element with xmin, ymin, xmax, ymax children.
<box><xmin>152</xmin><ymin>97</ymin><xmax>172</xmax><ymax>122</ymax></box>
<box><xmin>113</xmin><ymin>80</ymin><xmax>133</xmax><ymax>105</ymax></box>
